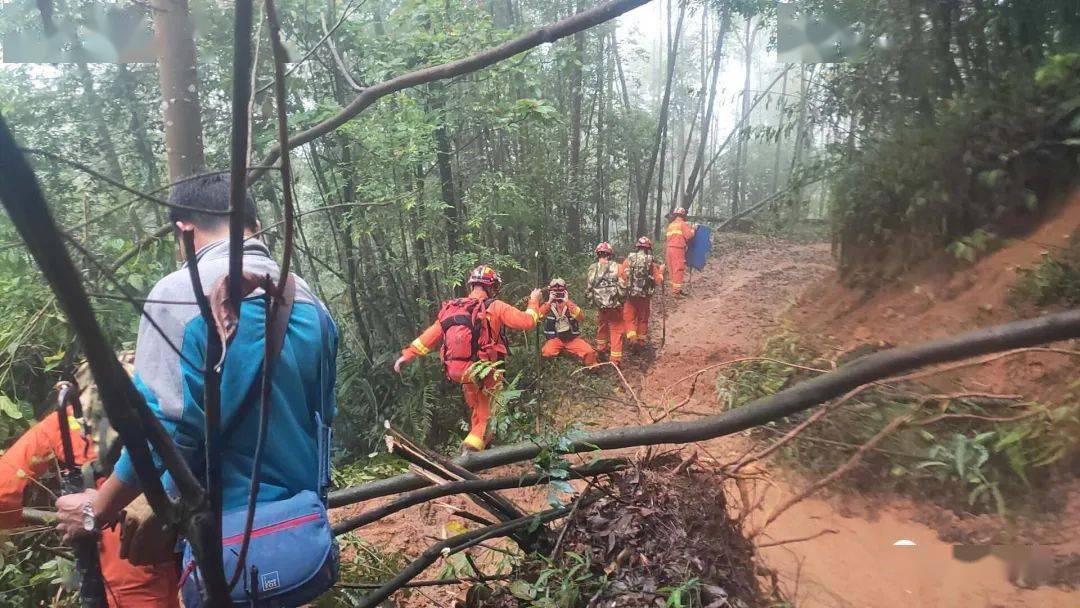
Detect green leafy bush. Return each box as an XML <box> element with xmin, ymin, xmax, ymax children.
<box><xmin>1011</xmin><ymin>230</ymin><xmax>1080</xmax><ymax>306</ymax></box>
<box><xmin>833</xmin><ymin>52</ymin><xmax>1080</xmax><ymax>284</ymax></box>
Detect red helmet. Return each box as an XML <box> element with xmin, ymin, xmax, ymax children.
<box><xmin>636</xmin><ymin>236</ymin><xmax>653</xmax><ymax>250</ymax></box>
<box><xmin>672</xmin><ymin>207</ymin><xmax>688</xmax><ymax>217</ymax></box>
<box><xmin>594</xmin><ymin>242</ymin><xmax>613</xmax><ymax>256</ymax></box>
<box><xmin>467</xmin><ymin>265</ymin><xmax>502</xmax><ymax>292</ymax></box>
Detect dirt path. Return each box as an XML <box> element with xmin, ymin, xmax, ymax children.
<box><xmin>341</xmin><ymin>233</ymin><xmax>1075</xmax><ymax>607</ymax></box>
<box><xmin>612</xmin><ymin>233</ymin><xmax>1077</xmax><ymax>608</ymax></box>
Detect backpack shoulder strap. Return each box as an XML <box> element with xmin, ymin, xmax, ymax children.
<box><xmin>220</xmin><ymin>274</ymin><xmax>297</xmax><ymax>444</ymax></box>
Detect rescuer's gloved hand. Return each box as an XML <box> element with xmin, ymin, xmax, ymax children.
<box><xmin>119</xmin><ymin>494</ymin><xmax>177</xmax><ymax>565</ymax></box>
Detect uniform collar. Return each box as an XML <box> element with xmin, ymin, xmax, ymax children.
<box><xmin>185</xmin><ymin>239</ymin><xmax>271</xmax><ymax>268</ymax></box>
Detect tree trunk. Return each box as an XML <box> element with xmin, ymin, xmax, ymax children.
<box><xmin>429</xmin><ymin>84</ymin><xmax>462</xmax><ymax>254</ymax></box>
<box><xmin>731</xmin><ymin>18</ymin><xmax>755</xmax><ymax>216</ymax></box>
<box><xmin>593</xmin><ymin>33</ymin><xmax>608</xmax><ymax>243</ymax></box>
<box><xmin>117</xmin><ymin>65</ymin><xmax>162</xmax><ymax>196</ymax></box>
<box><xmin>682</xmin><ymin>7</ymin><xmax>732</xmax><ymax>211</ymax></box>
<box><xmin>635</xmin><ymin>0</ymin><xmax>686</xmax><ymax>238</ymax></box>
<box><xmin>770</xmin><ymin>67</ymin><xmax>789</xmax><ymax>194</ymax></box>
<box><xmin>566</xmin><ymin>8</ymin><xmax>586</xmax><ymax>252</ymax></box>
<box><xmin>612</xmin><ymin>35</ymin><xmax>645</xmax><ymax>228</ymax></box>
<box><xmin>152</xmin><ymin>0</ymin><xmax>206</xmax><ymax>181</ymax></box>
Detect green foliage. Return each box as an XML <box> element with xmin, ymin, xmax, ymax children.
<box><xmin>715</xmin><ymin>331</ymin><xmax>819</xmax><ymax>410</ymax></box>
<box><xmin>0</xmin><ymin>393</ymin><xmax>32</xmax><ymax>448</ymax></box>
<box><xmin>508</xmin><ymin>551</ymin><xmax>608</xmax><ymax>608</ymax></box>
<box><xmin>313</xmin><ymin>534</ymin><xmax>408</xmax><ymax>607</ymax></box>
<box><xmin>721</xmin><ymin>332</ymin><xmax>1079</xmax><ymax>517</ymax></box>
<box><xmin>1011</xmin><ymin>230</ymin><xmax>1080</xmax><ymax>306</ymax></box>
<box><xmin>659</xmin><ymin>578</ymin><xmax>701</xmax><ymax>608</ymax></box>
<box><xmin>330</xmin><ymin>453</ymin><xmax>409</xmax><ymax>490</ymax></box>
<box><xmin>916</xmin><ymin>432</ymin><xmax>1007</xmax><ymax>517</ymax></box>
<box><xmin>946</xmin><ymin>229</ymin><xmax>998</xmax><ymax>263</ymax></box>
<box><xmin>528</xmin><ymin>423</ymin><xmax>594</xmax><ymax>507</ymax></box>
<box><xmin>0</xmin><ymin>531</ymin><xmax>77</xmax><ymax>608</ymax></box>
<box><xmin>832</xmin><ymin>50</ymin><xmax>1080</xmax><ymax>283</ymax></box>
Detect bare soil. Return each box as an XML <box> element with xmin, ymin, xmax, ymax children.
<box><xmin>614</xmin><ymin>231</ymin><xmax>1079</xmax><ymax>608</ymax></box>
<box><xmin>336</xmin><ymin>219</ymin><xmax>1080</xmax><ymax>606</ymax></box>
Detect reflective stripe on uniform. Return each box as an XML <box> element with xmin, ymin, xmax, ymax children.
<box><xmin>526</xmin><ymin>308</ymin><xmax>539</xmax><ymax>323</ymax></box>
<box><xmin>463</xmin><ymin>433</ymin><xmax>485</xmax><ymax>451</ymax></box>
<box><xmin>666</xmin><ymin>230</ymin><xmax>681</xmax><ymax>237</ymax></box>
<box><xmin>410</xmin><ymin>338</ymin><xmax>430</xmax><ymax>356</ymax></box>
<box><xmin>625</xmin><ymin>331</ymin><xmax>637</xmax><ymax>340</ymax></box>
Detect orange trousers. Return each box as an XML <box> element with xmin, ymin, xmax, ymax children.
<box><xmin>623</xmin><ymin>296</ymin><xmax>652</xmax><ymax>344</ymax></box>
<box><xmin>595</xmin><ymin>308</ymin><xmax>624</xmax><ymax>363</ymax></box>
<box><xmin>667</xmin><ymin>246</ymin><xmax>687</xmax><ymax>293</ymax></box>
<box><xmin>461</xmin><ymin>373</ymin><xmax>500</xmax><ymax>450</ymax></box>
<box><xmin>100</xmin><ymin>524</ymin><xmax>180</xmax><ymax>607</ymax></box>
<box><xmin>541</xmin><ymin>337</ymin><xmax>597</xmax><ymax>365</ymax></box>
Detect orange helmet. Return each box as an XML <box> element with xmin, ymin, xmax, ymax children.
<box><xmin>672</xmin><ymin>207</ymin><xmax>688</xmax><ymax>217</ymax></box>
<box><xmin>636</xmin><ymin>236</ymin><xmax>653</xmax><ymax>250</ymax></box>
<box><xmin>467</xmin><ymin>265</ymin><xmax>502</xmax><ymax>293</ymax></box>
<box><xmin>594</xmin><ymin>242</ymin><xmax>613</xmax><ymax>256</ymax></box>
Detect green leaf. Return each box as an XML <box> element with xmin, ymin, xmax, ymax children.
<box><xmin>509</xmin><ymin>579</ymin><xmax>535</xmax><ymax>600</ymax></box>
<box><xmin>0</xmin><ymin>396</ymin><xmax>23</xmax><ymax>420</ymax></box>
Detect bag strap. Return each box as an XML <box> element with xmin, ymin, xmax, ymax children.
<box><xmin>220</xmin><ymin>275</ymin><xmax>296</xmax><ymax>444</ymax></box>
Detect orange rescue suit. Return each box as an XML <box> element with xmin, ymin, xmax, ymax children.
<box><xmin>401</xmin><ymin>287</ymin><xmax>540</xmax><ymax>450</ymax></box>
<box><xmin>619</xmin><ymin>258</ymin><xmax>665</xmax><ymax>344</ymax></box>
<box><xmin>0</xmin><ymin>409</ymin><xmax>180</xmax><ymax>607</ymax></box>
<box><xmin>538</xmin><ymin>299</ymin><xmax>597</xmax><ymax>365</ymax></box>
<box><xmin>665</xmin><ymin>217</ymin><xmax>695</xmax><ymax>294</ymax></box>
<box><xmin>586</xmin><ymin>259</ymin><xmax>625</xmax><ymax>364</ymax></box>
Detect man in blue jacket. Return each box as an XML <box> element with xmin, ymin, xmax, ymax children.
<box><xmin>54</xmin><ymin>174</ymin><xmax>338</xmax><ymax>548</ymax></box>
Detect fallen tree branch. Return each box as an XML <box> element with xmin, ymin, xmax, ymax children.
<box><xmin>251</xmin><ymin>0</ymin><xmax>653</xmax><ymax>181</ymax></box>
<box><xmin>573</xmin><ymin>361</ymin><xmax>650</xmax><ymax>422</ymax></box>
<box><xmin>354</xmin><ymin>503</ymin><xmax>584</xmax><ymax>608</ymax></box>
<box><xmin>386</xmin><ymin>427</ymin><xmax>527</xmax><ymax>523</ymax></box>
<box><xmin>756</xmin><ymin>528</ymin><xmax>839</xmax><ymax>549</ymax></box>
<box><xmin>761</xmin><ymin>411</ymin><xmax>914</xmax><ymax>530</ymax></box>
<box><xmin>21</xmin><ymin>507</ymin><xmax>57</xmax><ymax>525</ymax></box>
<box><xmin>328</xmin><ymin>310</ymin><xmax>1080</xmax><ymax>508</ymax></box>
<box><xmin>331</xmin><ymin>459</ymin><xmax>626</xmax><ymax>535</ymax></box>
<box><xmin>336</xmin><ymin>574</ymin><xmax>512</xmax><ymax>589</ymax></box>
<box><xmin>550</xmin><ymin>479</ymin><xmax>597</xmax><ymax>562</ymax></box>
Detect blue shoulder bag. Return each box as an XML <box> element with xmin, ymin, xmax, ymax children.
<box><xmin>180</xmin><ymin>277</ymin><xmax>338</xmax><ymax>607</ymax></box>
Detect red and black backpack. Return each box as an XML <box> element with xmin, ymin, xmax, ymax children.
<box><xmin>436</xmin><ymin>297</ymin><xmax>502</xmax><ymax>383</ymax></box>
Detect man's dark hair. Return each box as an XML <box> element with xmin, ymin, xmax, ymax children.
<box><xmin>168</xmin><ymin>173</ymin><xmax>259</xmax><ymax>232</ymax></box>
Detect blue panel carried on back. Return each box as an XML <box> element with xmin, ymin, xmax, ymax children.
<box><xmin>686</xmin><ymin>224</ymin><xmax>712</xmax><ymax>270</ymax></box>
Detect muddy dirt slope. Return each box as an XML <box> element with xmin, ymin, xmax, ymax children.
<box><xmin>620</xmin><ymin>231</ymin><xmax>1078</xmax><ymax>608</ymax></box>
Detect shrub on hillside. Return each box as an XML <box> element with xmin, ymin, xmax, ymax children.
<box><xmin>1011</xmin><ymin>230</ymin><xmax>1080</xmax><ymax>307</ymax></box>
<box><xmin>833</xmin><ymin>53</ymin><xmax>1080</xmax><ymax>285</ymax></box>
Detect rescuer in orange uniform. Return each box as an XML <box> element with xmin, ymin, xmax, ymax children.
<box><xmin>665</xmin><ymin>207</ymin><xmax>696</xmax><ymax>296</ymax></box>
<box><xmin>0</xmin><ymin>360</ymin><xmax>179</xmax><ymax>607</ymax></box>
<box><xmin>585</xmin><ymin>242</ymin><xmax>627</xmax><ymax>366</ymax></box>
<box><xmin>620</xmin><ymin>236</ymin><xmax>665</xmax><ymax>348</ymax></box>
<box><xmin>538</xmin><ymin>278</ymin><xmax>597</xmax><ymax>365</ymax></box>
<box><xmin>394</xmin><ymin>265</ymin><xmax>542</xmax><ymax>451</ymax></box>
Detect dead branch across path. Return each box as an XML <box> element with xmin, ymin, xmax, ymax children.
<box><xmin>329</xmin><ymin>310</ymin><xmax>1080</xmax><ymax>508</ymax></box>
<box><xmin>331</xmin><ymin>458</ymin><xmax>626</xmax><ymax>535</ymax></box>
<box><xmin>353</xmin><ymin>503</ymin><xmax>585</xmax><ymax>608</ymax></box>
<box><xmin>336</xmin><ymin>574</ymin><xmax>512</xmax><ymax>589</ymax></box>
